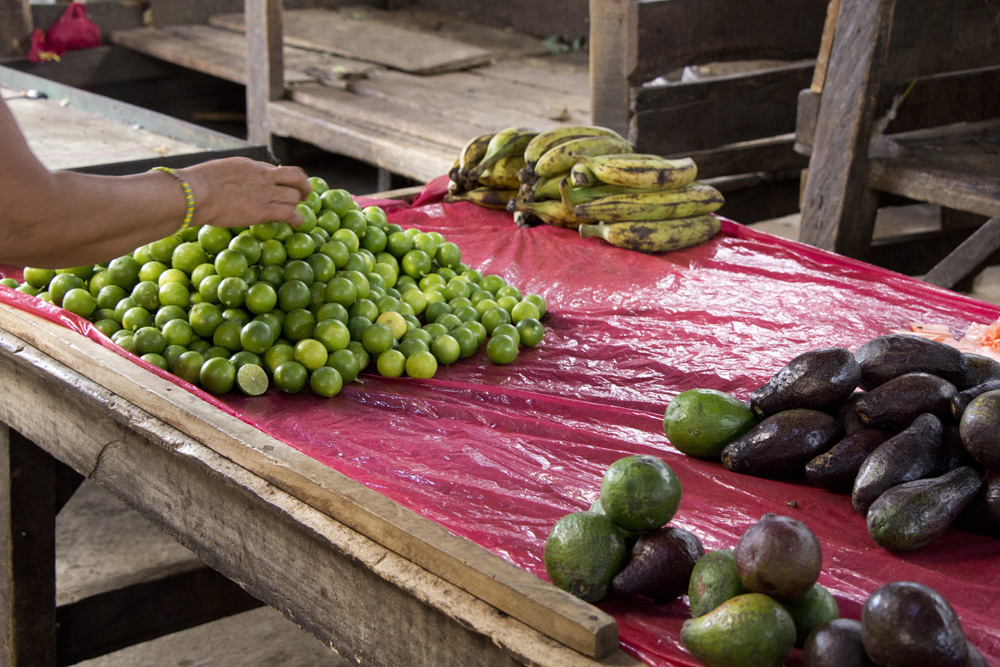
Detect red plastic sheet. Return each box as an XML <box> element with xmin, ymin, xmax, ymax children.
<box><xmin>4</xmin><ymin>177</ymin><xmax>1000</xmax><ymax>666</ymax></box>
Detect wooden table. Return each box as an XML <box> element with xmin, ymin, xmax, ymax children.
<box><xmin>0</xmin><ymin>305</ymin><xmax>639</xmax><ymax>666</ymax></box>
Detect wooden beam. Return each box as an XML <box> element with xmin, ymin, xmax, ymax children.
<box><xmin>244</xmin><ymin>0</ymin><xmax>285</xmax><ymax>146</ymax></box>
<box><xmin>923</xmin><ymin>218</ymin><xmax>1000</xmax><ymax>289</ymax></box>
<box><xmin>798</xmin><ymin>0</ymin><xmax>896</xmax><ymax>257</ymax></box>
<box><xmin>0</xmin><ymin>427</ymin><xmax>57</xmax><ymax>667</ymax></box>
<box><xmin>588</xmin><ymin>0</ymin><xmax>630</xmax><ymax>136</ymax></box>
<box><xmin>0</xmin><ymin>0</ymin><xmax>31</xmax><ymax>57</ymax></box>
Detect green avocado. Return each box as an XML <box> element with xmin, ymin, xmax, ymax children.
<box><xmin>681</xmin><ymin>593</ymin><xmax>796</xmax><ymax>667</ymax></box>
<box><xmin>687</xmin><ymin>549</ymin><xmax>747</xmax><ymax>617</ymax></box>
<box><xmin>749</xmin><ymin>346</ymin><xmax>861</xmax><ymax>417</ymax></box>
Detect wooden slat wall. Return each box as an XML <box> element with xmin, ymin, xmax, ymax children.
<box><xmin>632</xmin><ymin>62</ymin><xmax>814</xmax><ymax>154</ymax></box>
<box><xmin>882</xmin><ymin>0</ymin><xmax>1000</xmax><ymax>84</ymax></box>
<box><xmin>625</xmin><ymin>0</ymin><xmax>829</xmax><ymax>85</ymax></box>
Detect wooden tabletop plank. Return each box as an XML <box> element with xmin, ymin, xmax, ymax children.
<box><xmin>0</xmin><ymin>328</ymin><xmax>642</xmax><ymax>667</ymax></box>
<box><xmin>0</xmin><ymin>304</ymin><xmax>621</xmax><ymax>660</ymax></box>
<box><xmin>210</xmin><ymin>8</ymin><xmax>495</xmax><ymax>75</ymax></box>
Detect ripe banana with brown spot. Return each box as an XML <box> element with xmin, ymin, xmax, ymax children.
<box><xmin>523</xmin><ymin>125</ymin><xmax>628</xmax><ymax>170</ymax></box>
<box><xmin>573</xmin><ymin>183</ymin><xmax>724</xmax><ymax>222</ymax></box>
<box><xmin>559</xmin><ymin>179</ymin><xmax>672</xmax><ymax>207</ymax></box>
<box><xmin>579</xmin><ymin>215</ymin><xmax>721</xmax><ymax>253</ymax></box>
<box><xmin>508</xmin><ymin>198</ymin><xmax>588</xmax><ymax>229</ymax></box>
<box><xmin>478</xmin><ymin>155</ymin><xmax>526</xmax><ymax>190</ymax></box>
<box><xmin>468</xmin><ymin>126</ymin><xmax>539</xmax><ymax>180</ymax></box>
<box><xmin>575</xmin><ymin>154</ymin><xmax>698</xmax><ymax>189</ymax></box>
<box><xmin>454</xmin><ymin>132</ymin><xmax>495</xmax><ymax>185</ymax></box>
<box><xmin>444</xmin><ymin>187</ymin><xmax>519</xmax><ymax>210</ymax></box>
<box><xmin>532</xmin><ymin>135</ymin><xmax>634</xmax><ymax>179</ymax></box>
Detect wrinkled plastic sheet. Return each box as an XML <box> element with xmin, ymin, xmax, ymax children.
<box><xmin>3</xmin><ymin>176</ymin><xmax>1000</xmax><ymax>666</ymax></box>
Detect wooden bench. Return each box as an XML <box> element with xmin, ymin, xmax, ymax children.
<box><xmin>796</xmin><ymin>0</ymin><xmax>1000</xmax><ymax>281</ymax></box>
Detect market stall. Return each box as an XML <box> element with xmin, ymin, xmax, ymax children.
<box><xmin>2</xmin><ymin>176</ymin><xmax>999</xmax><ymax>665</ymax></box>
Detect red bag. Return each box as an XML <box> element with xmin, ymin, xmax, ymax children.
<box><xmin>26</xmin><ymin>28</ymin><xmax>62</xmax><ymax>63</ymax></box>
<box><xmin>44</xmin><ymin>2</ymin><xmax>102</xmax><ymax>54</ymax></box>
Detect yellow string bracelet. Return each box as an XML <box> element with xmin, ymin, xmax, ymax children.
<box><xmin>150</xmin><ymin>166</ymin><xmax>195</xmax><ymax>231</ymax></box>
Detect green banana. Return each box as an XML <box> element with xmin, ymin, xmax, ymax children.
<box><xmin>478</xmin><ymin>155</ymin><xmax>526</xmax><ymax>190</ymax></box>
<box><xmin>576</xmin><ymin>154</ymin><xmax>698</xmax><ymax>189</ymax></box>
<box><xmin>532</xmin><ymin>135</ymin><xmax>634</xmax><ymax>179</ymax></box>
<box><xmin>444</xmin><ymin>187</ymin><xmax>519</xmax><ymax>211</ymax></box>
<box><xmin>528</xmin><ymin>173</ymin><xmax>567</xmax><ymax>201</ymax></box>
<box><xmin>456</xmin><ymin>132</ymin><xmax>496</xmax><ymax>183</ymax></box>
<box><xmin>523</xmin><ymin>125</ymin><xmax>628</xmax><ymax>169</ymax></box>
<box><xmin>468</xmin><ymin>126</ymin><xmax>539</xmax><ymax>180</ymax></box>
<box><xmin>508</xmin><ymin>198</ymin><xmax>587</xmax><ymax>229</ymax></box>
<box><xmin>573</xmin><ymin>183</ymin><xmax>724</xmax><ymax>222</ymax></box>
<box><xmin>559</xmin><ymin>178</ymin><xmax>673</xmax><ymax>207</ymax></box>
<box><xmin>579</xmin><ymin>215</ymin><xmax>722</xmax><ymax>253</ymax></box>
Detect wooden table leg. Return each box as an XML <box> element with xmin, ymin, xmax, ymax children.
<box><xmin>0</xmin><ymin>423</ymin><xmax>58</xmax><ymax>667</ymax></box>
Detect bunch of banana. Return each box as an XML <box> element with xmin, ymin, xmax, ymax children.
<box><xmin>445</xmin><ymin>126</ymin><xmax>538</xmax><ymax>207</ymax></box>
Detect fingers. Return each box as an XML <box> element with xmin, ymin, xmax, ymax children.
<box><xmin>272</xmin><ymin>164</ymin><xmax>312</xmax><ymax>199</ymax></box>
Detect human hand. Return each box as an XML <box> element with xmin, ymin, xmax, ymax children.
<box><xmin>179</xmin><ymin>157</ymin><xmax>312</xmax><ymax>229</ymax></box>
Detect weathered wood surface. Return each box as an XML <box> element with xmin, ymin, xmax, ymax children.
<box><xmin>1</xmin><ymin>426</ymin><xmax>57</xmax><ymax>667</ymax></box>
<box><xmin>867</xmin><ymin>120</ymin><xmax>1000</xmax><ymax>220</ymax></box>
<box><xmin>588</xmin><ymin>0</ymin><xmax>630</xmax><ymax>136</ymax></box>
<box><xmin>810</xmin><ymin>0</ymin><xmax>842</xmax><ymax>93</ymax></box>
<box><xmin>924</xmin><ymin>217</ymin><xmax>1000</xmax><ymax>289</ymax></box>
<box><xmin>798</xmin><ymin>0</ymin><xmax>893</xmax><ymax>257</ymax></box>
<box><xmin>625</xmin><ymin>0</ymin><xmax>828</xmax><ymax>86</ymax></box>
<box><xmin>675</xmin><ymin>136</ymin><xmax>807</xmax><ymax>181</ymax></box>
<box><xmin>408</xmin><ymin>0</ymin><xmax>590</xmax><ymax>41</ymax></box>
<box><xmin>632</xmin><ymin>61</ymin><xmax>814</xmax><ymax>154</ymax></box>
<box><xmin>245</xmin><ymin>0</ymin><xmax>284</xmax><ymax>148</ymax></box>
<box><xmin>212</xmin><ymin>8</ymin><xmax>499</xmax><ymax>75</ymax></box>
<box><xmin>0</xmin><ymin>0</ymin><xmax>31</xmax><ymax>57</ymax></box>
<box><xmin>0</xmin><ymin>305</ymin><xmax>627</xmax><ymax>661</ymax></box>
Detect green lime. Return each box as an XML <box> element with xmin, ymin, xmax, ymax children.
<box><xmin>217</xmin><ymin>276</ymin><xmax>248</xmax><ymax>309</ymax></box>
<box><xmin>326</xmin><ymin>348</ymin><xmax>360</xmax><ymax>383</ymax></box>
<box><xmin>106</xmin><ymin>256</ymin><xmax>141</xmax><ymax>289</ymax></box>
<box><xmin>308</xmin><ymin>176</ymin><xmax>329</xmax><ymax>195</ymax></box>
<box><xmin>236</xmin><ymin>363</ymin><xmax>269</xmax><ymax>396</ymax></box>
<box><xmin>340</xmin><ymin>210</ymin><xmax>368</xmax><ymax>238</ymax></box>
<box><xmin>294</xmin><ymin>338</ymin><xmax>329</xmax><ymax>371</ymax></box>
<box><xmin>314</xmin><ymin>319</ymin><xmax>351</xmax><ymax>351</ymax></box>
<box><xmin>340</xmin><ymin>270</ymin><xmax>370</xmax><ymax>300</ymax></box>
<box><xmin>376</xmin><ymin>349</ymin><xmax>406</xmax><ymax>377</ymax></box>
<box><xmin>306</xmin><ymin>252</ymin><xmax>337</xmax><ymax>282</ymax></box>
<box><xmin>162</xmin><ymin>344</ymin><xmax>187</xmax><ymax>370</ymax></box>
<box><xmin>663</xmin><ymin>388</ymin><xmax>758</xmax><ymax>460</ymax></box>
<box><xmin>22</xmin><ymin>267</ymin><xmax>56</xmax><ymax>290</ymax></box>
<box><xmin>320</xmin><ymin>188</ymin><xmax>355</xmax><ymax>217</ymax></box>
<box><xmin>158</xmin><ymin>281</ymin><xmax>190</xmax><ymax>309</ymax></box>
<box><xmin>278</xmin><ymin>280</ymin><xmax>311</xmax><ymax>312</ymax></box>
<box><xmin>315</xmin><ymin>302</ymin><xmax>349</xmax><ymax>325</ymax></box>
<box><xmin>240</xmin><ymin>320</ymin><xmax>275</xmax><ymax>355</ymax></box>
<box><xmin>245</xmin><ymin>283</ymin><xmax>277</xmax><ymax>314</ymax></box>
<box><xmin>94</xmin><ymin>319</ymin><xmax>121</xmax><ymax>338</ymax></box>
<box><xmin>214</xmin><ymin>249</ymin><xmax>249</xmax><ymax>278</ymax></box>
<box><xmin>133</xmin><ymin>326</ymin><xmax>167</xmax><ymax>355</ymax></box>
<box><xmin>140</xmin><ymin>353</ymin><xmax>168</xmax><ymax>371</ymax></box>
<box><xmin>228</xmin><ymin>234</ymin><xmax>262</xmax><ymax>265</ymax></box>
<box><xmin>451</xmin><ymin>326</ymin><xmax>479</xmax><ymax>358</ymax></box>
<box><xmin>264</xmin><ymin>342</ymin><xmax>295</xmax><ymax>375</ymax></box>
<box><xmin>199</xmin><ymin>356</ymin><xmax>236</xmax><ymax>394</ymax></box>
<box><xmin>430</xmin><ymin>334</ymin><xmax>461</xmax><ymax>365</ymax></box>
<box><xmin>282</xmin><ymin>260</ymin><xmax>315</xmax><ymax>285</ymax></box>
<box><xmin>198</xmin><ymin>225</ymin><xmax>233</xmax><ymax>255</ymax></box>
<box><xmin>375</xmin><ymin>311</ymin><xmax>407</xmax><ymax>339</ymax></box>
<box><xmin>48</xmin><ymin>273</ymin><xmax>84</xmax><ymax>307</ymax></box>
<box><xmin>121</xmin><ymin>306</ymin><xmax>154</xmax><ymax>332</ymax></box>
<box><xmin>401</xmin><ymin>249</ymin><xmax>432</xmax><ymax>278</ymax></box>
<box><xmin>273</xmin><ymin>360</ymin><xmax>308</xmax><ymax>393</ymax></box>
<box><xmin>285</xmin><ymin>232</ymin><xmax>316</xmax><ymax>260</ymax></box>
<box><xmin>405</xmin><ymin>350</ymin><xmax>438</xmax><ymax>379</ymax></box>
<box><xmin>309</xmin><ymin>366</ymin><xmax>343</xmax><ymax>398</ymax></box>
<box><xmin>491</xmin><ymin>323</ymin><xmax>520</xmax><ymax>346</ymax></box>
<box><xmin>212</xmin><ymin>320</ymin><xmax>243</xmax><ymax>353</ymax></box>
<box><xmin>171</xmin><ymin>241</ymin><xmax>209</xmax><ymax>275</ymax></box>
<box><xmin>161</xmin><ymin>319</ymin><xmax>195</xmax><ymax>347</ymax></box>
<box><xmin>61</xmin><ymin>288</ymin><xmax>96</xmax><ymax>317</ymax></box>
<box><xmin>516</xmin><ymin>317</ymin><xmax>545</xmax><ymax>348</ymax></box>
<box><xmin>361</xmin><ymin>322</ymin><xmax>394</xmax><ymax>355</ymax></box>
<box><xmin>324</xmin><ymin>276</ymin><xmax>357</xmax><ymax>307</ymax></box>
<box><xmin>149</xmin><ymin>235</ymin><xmax>182</xmax><ymax>264</ymax></box>
<box><xmin>510</xmin><ymin>299</ymin><xmax>541</xmax><ymax>324</ymax></box>
<box><xmin>435</xmin><ymin>241</ymin><xmax>462</xmax><ymax>269</ymax></box>
<box><xmin>543</xmin><ymin>511</ymin><xmax>626</xmax><ymax>603</ymax></box>
<box><xmin>486</xmin><ymin>334</ymin><xmax>518</xmax><ymax>365</ymax></box>
<box><xmin>317</xmin><ymin>210</ymin><xmax>341</xmax><ymax>235</ymax></box>
<box><xmin>283</xmin><ymin>308</ymin><xmax>316</xmax><ymax>342</ymax></box>
<box><xmin>229</xmin><ymin>350</ymin><xmax>263</xmax><ymax>370</ymax></box>
<box><xmin>198</xmin><ymin>274</ymin><xmax>223</xmax><ymax>304</ymax></box>
<box><xmin>599</xmin><ymin>455</ymin><xmax>682</xmax><ymax>532</ymax></box>
<box><xmin>189</xmin><ymin>302</ymin><xmax>223</xmax><ymax>338</ymax></box>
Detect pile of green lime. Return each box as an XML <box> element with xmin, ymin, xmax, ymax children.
<box><xmin>6</xmin><ymin>176</ymin><xmax>548</xmax><ymax>397</ymax></box>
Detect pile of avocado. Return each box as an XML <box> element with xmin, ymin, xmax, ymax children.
<box><xmin>665</xmin><ymin>333</ymin><xmax>1000</xmax><ymax>552</ymax></box>
<box><xmin>683</xmin><ymin>514</ymin><xmax>985</xmax><ymax>667</ymax></box>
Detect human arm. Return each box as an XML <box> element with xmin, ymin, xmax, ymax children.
<box><xmin>0</xmin><ymin>97</ymin><xmax>311</xmax><ymax>269</ymax></box>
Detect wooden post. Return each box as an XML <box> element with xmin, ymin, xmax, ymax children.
<box><xmin>798</xmin><ymin>0</ymin><xmax>896</xmax><ymax>257</ymax></box>
<box><xmin>0</xmin><ymin>425</ymin><xmax>58</xmax><ymax>667</ymax></box>
<box><xmin>245</xmin><ymin>0</ymin><xmax>285</xmax><ymax>147</ymax></box>
<box><xmin>589</xmin><ymin>0</ymin><xmax>631</xmax><ymax>137</ymax></box>
<box><xmin>0</xmin><ymin>0</ymin><xmax>32</xmax><ymax>57</ymax></box>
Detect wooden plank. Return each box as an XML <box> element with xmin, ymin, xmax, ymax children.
<box><xmin>267</xmin><ymin>99</ymin><xmax>455</xmax><ymax>183</ymax></box>
<box><xmin>405</xmin><ymin>0</ymin><xmax>590</xmax><ymax>42</ymax></box>
<box><xmin>672</xmin><ymin>136</ymin><xmax>808</xmax><ymax>180</ymax></box>
<box><xmin>471</xmin><ymin>53</ymin><xmax>591</xmax><ymax>97</ymax></box>
<box><xmin>56</xmin><ymin>567</ymin><xmax>262</xmax><ymax>664</ymax></box>
<box><xmin>923</xmin><ymin>218</ymin><xmax>1000</xmax><ymax>289</ymax></box>
<box><xmin>211</xmin><ymin>8</ymin><xmax>495</xmax><ymax>75</ymax></box>
<box><xmin>0</xmin><ymin>0</ymin><xmax>31</xmax><ymax>57</ymax></box>
<box><xmin>245</xmin><ymin>0</ymin><xmax>284</xmax><ymax>147</ymax></box>
<box><xmin>589</xmin><ymin>0</ymin><xmax>630</xmax><ymax>136</ymax></box>
<box><xmin>626</xmin><ymin>0</ymin><xmax>828</xmax><ymax>86</ymax></box>
<box><xmin>811</xmin><ymin>0</ymin><xmax>843</xmax><ymax>93</ymax></box>
<box><xmin>631</xmin><ymin>62</ymin><xmax>814</xmax><ymax>155</ymax></box>
<box><xmin>0</xmin><ymin>306</ymin><xmax>620</xmax><ymax>660</ymax></box>
<box><xmin>798</xmin><ymin>0</ymin><xmax>895</xmax><ymax>257</ymax></box>
<box><xmin>1</xmin><ymin>427</ymin><xmax>57</xmax><ymax>667</ymax></box>
<box><xmin>882</xmin><ymin>0</ymin><xmax>1000</xmax><ymax>84</ymax></box>
<box><xmin>0</xmin><ymin>327</ymin><xmax>642</xmax><ymax>667</ymax></box>
<box><xmin>868</xmin><ymin>121</ymin><xmax>1000</xmax><ymax>220</ymax></box>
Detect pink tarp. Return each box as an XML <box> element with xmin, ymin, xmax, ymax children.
<box><xmin>3</xmin><ymin>176</ymin><xmax>1000</xmax><ymax>666</ymax></box>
